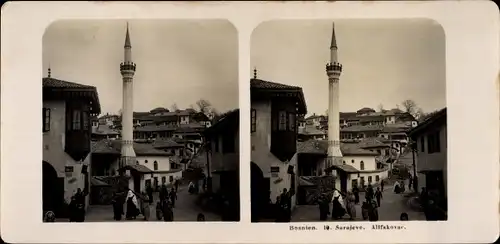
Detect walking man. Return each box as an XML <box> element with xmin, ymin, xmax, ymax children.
<box><xmin>374</xmin><ymin>187</ymin><xmax>383</xmax><ymax>207</ymax></box>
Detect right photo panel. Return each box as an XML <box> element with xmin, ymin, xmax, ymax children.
<box><xmin>250</xmin><ymin>19</ymin><xmax>447</xmax><ymax>223</ymax></box>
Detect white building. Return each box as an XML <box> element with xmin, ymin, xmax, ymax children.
<box><xmin>296</xmin><ymin>140</ymin><xmax>389</xmax><ymax>200</ymax></box>
<box><xmin>250</xmin><ymin>77</ymin><xmax>307</xmax><ymax>220</ymax></box>
<box><xmin>42</xmin><ymin>75</ymin><xmax>101</xmax><ymax>216</ymax></box>
<box><xmin>91</xmin><ymin>140</ymin><xmax>182</xmax><ymax>193</ymax></box>
<box><xmin>409</xmin><ymin>108</ymin><xmax>447</xmax><ymax>202</ymax></box>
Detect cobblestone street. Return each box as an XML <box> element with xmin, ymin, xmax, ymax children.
<box><xmin>291</xmin><ymin>183</ymin><xmax>425</xmax><ymax>222</ymax></box>
<box><xmin>78</xmin><ymin>186</ymin><xmax>221</xmax><ymax>222</ymax></box>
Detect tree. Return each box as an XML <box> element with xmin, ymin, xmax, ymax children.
<box><xmin>377</xmin><ymin>104</ymin><xmax>384</xmax><ymax>112</ymax></box>
<box><xmin>401</xmin><ymin>99</ymin><xmax>418</xmax><ymax>116</ymax></box>
<box><xmin>171</xmin><ymin>103</ymin><xmax>179</xmax><ymax>112</ymax></box>
<box><xmin>196</xmin><ymin>99</ymin><xmax>212</xmax><ymax>115</ymax></box>
<box><xmin>414</xmin><ymin>108</ymin><xmax>425</xmax><ymax>120</ymax></box>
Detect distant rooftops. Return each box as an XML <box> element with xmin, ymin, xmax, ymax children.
<box><xmin>91</xmin><ymin>139</ymin><xmax>174</xmax><ymax>156</ymax></box>
<box><xmin>297</xmin><ymin>139</ymin><xmax>379</xmax><ymax>156</ymax></box>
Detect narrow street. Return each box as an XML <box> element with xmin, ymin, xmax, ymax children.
<box><xmin>291</xmin><ymin>183</ymin><xmax>425</xmax><ymax>222</ymax></box>
<box><xmin>83</xmin><ymin>185</ymin><xmax>221</xmax><ymax>222</ymax></box>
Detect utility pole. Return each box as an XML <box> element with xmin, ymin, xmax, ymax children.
<box><xmin>411</xmin><ymin>139</ymin><xmax>418</xmax><ymax>192</ymax></box>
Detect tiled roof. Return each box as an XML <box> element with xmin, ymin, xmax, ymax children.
<box><xmin>298</xmin><ymin>125</ymin><xmax>326</xmax><ymax>135</ymax></box>
<box><xmin>341</xmin><ymin>125</ymin><xmax>384</xmax><ymax>132</ymax></box>
<box><xmin>92</xmin><ymin>140</ymin><xmax>173</xmax><ymax>156</ymax></box>
<box><xmin>357</xmin><ymin>107</ymin><xmax>375</xmax><ymax>113</ymax></box>
<box><xmin>122</xmin><ymin>164</ymin><xmax>153</xmax><ymax>173</ymax></box>
<box><xmin>134</xmin><ymin>125</ymin><xmax>177</xmax><ymax>132</ymax></box>
<box><xmin>152</xmin><ymin>138</ymin><xmax>184</xmax><ymax>149</ymax></box>
<box><xmin>43</xmin><ymin>77</ymin><xmax>96</xmax><ymax>89</ymax></box>
<box><xmin>297</xmin><ymin>140</ymin><xmax>379</xmax><ymax>156</ymax></box>
<box><xmin>409</xmin><ymin>108</ymin><xmax>447</xmax><ymax>137</ymax></box>
<box><xmin>358</xmin><ymin>137</ymin><xmax>390</xmax><ymax>149</ymax></box>
<box><xmin>382</xmin><ymin>125</ymin><xmax>411</xmax><ymax>133</ymax></box>
<box><xmin>251</xmin><ymin>78</ymin><xmax>302</xmax><ymax>90</ymax></box>
<box><xmin>333</xmin><ymin>164</ymin><xmax>359</xmax><ymax>173</ymax></box>
<box><xmin>92</xmin><ymin>124</ymin><xmax>120</xmax><ymax>135</ymax></box>
<box><xmin>340</xmin><ymin>112</ymin><xmax>357</xmax><ymax>120</ymax></box>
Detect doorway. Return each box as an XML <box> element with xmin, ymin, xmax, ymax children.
<box><xmin>43</xmin><ymin>161</ymin><xmax>64</xmax><ymax>216</ymax></box>
<box><xmin>251</xmin><ymin>162</ymin><xmax>270</xmax><ymax>221</ymax></box>
<box><xmin>339</xmin><ymin>171</ymin><xmax>348</xmax><ymax>193</ymax></box>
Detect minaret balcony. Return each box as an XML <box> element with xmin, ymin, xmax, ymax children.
<box><xmin>326</xmin><ymin>62</ymin><xmax>343</xmax><ymax>72</ymax></box>
<box><xmin>120</xmin><ymin>62</ymin><xmax>136</xmax><ymax>72</ymax></box>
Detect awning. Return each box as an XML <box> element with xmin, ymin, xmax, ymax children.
<box><xmin>326</xmin><ymin>164</ymin><xmax>359</xmax><ymax>173</ymax></box>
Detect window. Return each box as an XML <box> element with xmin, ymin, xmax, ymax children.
<box><xmin>213</xmin><ymin>138</ymin><xmax>219</xmax><ymax>153</ymax></box>
<box><xmin>251</xmin><ymin>109</ymin><xmax>256</xmax><ymax>133</ymax></box>
<box><xmin>351</xmin><ymin>159</ymin><xmax>354</xmax><ymax>164</ymax></box>
<box><xmin>375</xmin><ymin>175</ymin><xmax>380</xmax><ymax>182</ymax></box>
<box><xmin>288</xmin><ymin>112</ymin><xmax>296</xmax><ymax>131</ymax></box>
<box><xmin>170</xmin><ymin>162</ymin><xmax>176</xmax><ymax>169</ymax></box>
<box><xmin>222</xmin><ymin>133</ymin><xmax>235</xmax><ymax>153</ymax></box>
<box><xmin>144</xmin><ymin>160</ymin><xmax>148</xmax><ymax>164</ymax></box>
<box><xmin>72</xmin><ymin>110</ymin><xmax>81</xmax><ymax>130</ymax></box>
<box><xmin>420</xmin><ymin>137</ymin><xmax>425</xmax><ymax>152</ymax></box>
<box><xmin>368</xmin><ymin>176</ymin><xmax>372</xmax><ymax>183</ymax></box>
<box><xmin>278</xmin><ymin>111</ymin><xmax>287</xmax><ymax>131</ymax></box>
<box><xmin>82</xmin><ymin>111</ymin><xmax>89</xmax><ymax>130</ymax></box>
<box><xmin>427</xmin><ymin>131</ymin><xmax>441</xmax><ymax>154</ymax></box>
<box><xmin>162</xmin><ymin>176</ymin><xmax>166</xmax><ymax>183</ymax></box>
<box><xmin>377</xmin><ymin>150</ymin><xmax>381</xmax><ymax>154</ymax></box>
<box><xmin>360</xmin><ymin>177</ymin><xmax>365</xmax><ymax>187</ymax></box>
<box><xmin>169</xmin><ymin>176</ymin><xmax>174</xmax><ymax>182</ymax></box>
<box><xmin>43</xmin><ymin>108</ymin><xmax>51</xmax><ymax>132</ymax></box>
<box><xmin>343</xmin><ymin>161</ymin><xmax>346</xmax><ymax>165</ymax></box>
<box><xmin>154</xmin><ymin>161</ymin><xmax>158</xmax><ymax>171</ymax></box>
<box><xmin>360</xmin><ymin>161</ymin><xmax>365</xmax><ymax>170</ymax></box>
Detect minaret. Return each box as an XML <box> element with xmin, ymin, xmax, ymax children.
<box><xmin>120</xmin><ymin>23</ymin><xmax>137</xmax><ymax>167</ymax></box>
<box><xmin>325</xmin><ymin>22</ymin><xmax>343</xmax><ymax>173</ymax></box>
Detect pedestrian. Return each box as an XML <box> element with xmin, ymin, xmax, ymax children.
<box><xmin>197</xmin><ymin>213</ymin><xmax>205</xmax><ymax>221</ymax></box>
<box><xmin>400</xmin><ymin>212</ymin><xmax>409</xmax><ymax>221</ymax></box>
<box><xmin>366</xmin><ymin>184</ymin><xmax>374</xmax><ymax>200</ymax></box>
<box><xmin>174</xmin><ymin>179</ymin><xmax>180</xmax><ymax>192</ymax></box>
<box><xmin>393</xmin><ymin>181</ymin><xmax>401</xmax><ymax>194</ymax></box>
<box><xmin>400</xmin><ymin>180</ymin><xmax>406</xmax><ymax>193</ymax></box>
<box><xmin>155</xmin><ymin>201</ymin><xmax>163</xmax><ymax>221</ymax></box>
<box><xmin>408</xmin><ymin>174</ymin><xmax>413</xmax><ymax>190</ymax></box>
<box><xmin>367</xmin><ymin>196</ymin><xmax>379</xmax><ymax>221</ymax></box>
<box><xmin>162</xmin><ymin>200</ymin><xmax>174</xmax><ymax>222</ymax></box>
<box><xmin>374</xmin><ymin>187</ymin><xmax>383</xmax><ymax>207</ymax></box>
<box><xmin>331</xmin><ymin>189</ymin><xmax>345</xmax><ymax>220</ymax></box>
<box><xmin>146</xmin><ymin>184</ymin><xmax>154</xmax><ymax>204</ymax></box>
<box><xmin>169</xmin><ymin>188</ymin><xmax>177</xmax><ymax>208</ymax></box>
<box><xmin>111</xmin><ymin>195</ymin><xmax>124</xmax><ymax>221</ymax></box>
<box><xmin>361</xmin><ymin>200</ymin><xmax>369</xmax><ymax>220</ymax></box>
<box><xmin>188</xmin><ymin>181</ymin><xmax>195</xmax><ymax>194</ymax></box>
<box><xmin>126</xmin><ymin>190</ymin><xmax>140</xmax><ymax>220</ymax></box>
<box><xmin>318</xmin><ymin>194</ymin><xmax>330</xmax><ymax>221</ymax></box>
<box><xmin>352</xmin><ymin>185</ymin><xmax>360</xmax><ymax>204</ymax></box>
<box><xmin>280</xmin><ymin>188</ymin><xmax>291</xmax><ymax>222</ymax></box>
<box><xmin>345</xmin><ymin>192</ymin><xmax>357</xmax><ymax>220</ymax></box>
<box><xmin>380</xmin><ymin>180</ymin><xmax>385</xmax><ymax>192</ymax></box>
<box><xmin>160</xmin><ymin>183</ymin><xmax>168</xmax><ymax>201</ymax></box>
<box><xmin>142</xmin><ymin>194</ymin><xmax>151</xmax><ymax>221</ymax></box>
<box><xmin>68</xmin><ymin>196</ymin><xmax>78</xmax><ymax>222</ymax></box>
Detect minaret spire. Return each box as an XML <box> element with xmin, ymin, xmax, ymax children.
<box><xmin>125</xmin><ymin>22</ymin><xmax>131</xmax><ymax>48</ymax></box>
<box><xmin>330</xmin><ymin>22</ymin><xmax>337</xmax><ymax>49</ymax></box>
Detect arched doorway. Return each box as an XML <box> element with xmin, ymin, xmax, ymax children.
<box><xmin>43</xmin><ymin>161</ymin><xmax>64</xmax><ymax>216</ymax></box>
<box><xmin>251</xmin><ymin>162</ymin><xmax>269</xmax><ymax>222</ymax></box>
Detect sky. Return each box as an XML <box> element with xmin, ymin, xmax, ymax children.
<box><xmin>251</xmin><ymin>19</ymin><xmax>446</xmax><ymax>116</ymax></box>
<box><xmin>43</xmin><ymin>20</ymin><xmax>238</xmax><ymax>115</ymax></box>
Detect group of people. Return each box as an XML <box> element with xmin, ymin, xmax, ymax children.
<box><xmin>317</xmin><ymin>184</ymin><xmax>384</xmax><ymax>222</ymax></box>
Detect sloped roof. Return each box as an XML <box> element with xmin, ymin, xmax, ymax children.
<box><xmin>409</xmin><ymin>108</ymin><xmax>447</xmax><ymax>138</ymax></box>
<box><xmin>121</xmin><ymin>164</ymin><xmax>153</xmax><ymax>173</ymax></box>
<box><xmin>43</xmin><ymin>77</ymin><xmax>101</xmax><ymax>114</ymax></box>
<box><xmin>299</xmin><ymin>125</ymin><xmax>326</xmax><ymax>136</ymax></box>
<box><xmin>297</xmin><ymin>140</ymin><xmax>379</xmax><ymax>156</ymax></box>
<box><xmin>251</xmin><ymin>78</ymin><xmax>307</xmax><ymax>114</ymax></box>
<box><xmin>92</xmin><ymin>140</ymin><xmax>173</xmax><ymax>156</ymax></box>
<box><xmin>153</xmin><ymin>138</ymin><xmax>184</xmax><ymax>149</ymax></box>
<box><xmin>358</xmin><ymin>137</ymin><xmax>390</xmax><ymax>149</ymax></box>
<box><xmin>340</xmin><ymin>125</ymin><xmax>384</xmax><ymax>132</ymax></box>
<box><xmin>134</xmin><ymin>124</ymin><xmax>177</xmax><ymax>132</ymax></box>
<box><xmin>92</xmin><ymin>124</ymin><xmax>120</xmax><ymax>135</ymax></box>
<box><xmin>43</xmin><ymin>77</ymin><xmax>95</xmax><ymax>89</ymax></box>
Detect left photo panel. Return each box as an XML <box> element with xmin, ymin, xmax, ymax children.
<box><xmin>42</xmin><ymin>19</ymin><xmax>240</xmax><ymax>222</ymax></box>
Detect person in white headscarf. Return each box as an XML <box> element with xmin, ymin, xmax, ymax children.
<box><xmin>330</xmin><ymin>189</ymin><xmax>346</xmax><ymax>219</ymax></box>
<box><xmin>126</xmin><ymin>189</ymin><xmax>140</xmax><ymax>220</ymax></box>
<box><xmin>393</xmin><ymin>181</ymin><xmax>401</xmax><ymax>194</ymax></box>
